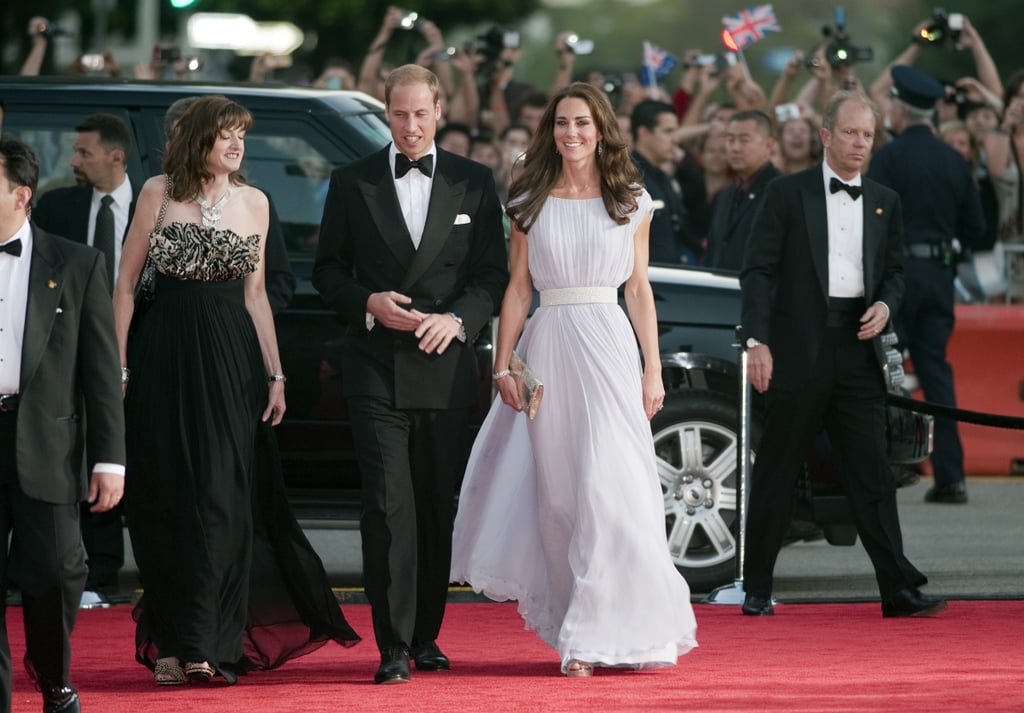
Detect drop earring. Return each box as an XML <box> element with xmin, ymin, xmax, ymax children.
<box><xmin>596</xmin><ymin>141</ymin><xmax>603</xmax><ymax>157</ymax></box>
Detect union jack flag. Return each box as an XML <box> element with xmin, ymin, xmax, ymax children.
<box><xmin>641</xmin><ymin>41</ymin><xmax>679</xmax><ymax>86</ymax></box>
<box><xmin>722</xmin><ymin>4</ymin><xmax>781</xmax><ymax>49</ymax></box>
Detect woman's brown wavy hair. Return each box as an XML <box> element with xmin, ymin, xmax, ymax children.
<box><xmin>506</xmin><ymin>82</ymin><xmax>641</xmax><ymax>233</ymax></box>
<box><xmin>162</xmin><ymin>95</ymin><xmax>253</xmax><ymax>203</ymax></box>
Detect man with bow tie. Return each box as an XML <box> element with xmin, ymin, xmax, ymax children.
<box><xmin>738</xmin><ymin>91</ymin><xmax>946</xmax><ymax>619</ymax></box>
<box><xmin>313</xmin><ymin>64</ymin><xmax>508</xmax><ymax>684</ymax></box>
<box><xmin>0</xmin><ymin>137</ymin><xmax>124</xmax><ymax>712</ymax></box>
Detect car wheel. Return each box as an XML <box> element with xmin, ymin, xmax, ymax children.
<box><xmin>652</xmin><ymin>391</ymin><xmax>759</xmax><ymax>592</ymax></box>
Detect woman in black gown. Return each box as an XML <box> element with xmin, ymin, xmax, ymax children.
<box><xmin>113</xmin><ymin>96</ymin><xmax>359</xmax><ymax>686</ymax></box>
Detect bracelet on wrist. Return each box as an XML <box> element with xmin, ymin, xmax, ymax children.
<box><xmin>121</xmin><ymin>366</ymin><xmax>130</xmax><ymax>384</ymax></box>
<box><xmin>493</xmin><ymin>369</ymin><xmax>511</xmax><ymax>380</ymax></box>
<box><xmin>268</xmin><ymin>374</ymin><xmax>287</xmax><ymax>384</ymax></box>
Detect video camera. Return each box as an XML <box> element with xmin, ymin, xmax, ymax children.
<box><xmin>818</xmin><ymin>7</ymin><xmax>873</xmax><ymax>69</ymax></box>
<box><xmin>915</xmin><ymin>8</ymin><xmax>964</xmax><ymax>47</ymax></box>
<box><xmin>685</xmin><ymin>52</ymin><xmax>738</xmax><ymax>77</ymax></box>
<box><xmin>467</xmin><ymin>27</ymin><xmax>520</xmax><ymax>76</ymax></box>
<box><xmin>35</xmin><ymin>20</ymin><xmax>72</xmax><ymax>39</ymax></box>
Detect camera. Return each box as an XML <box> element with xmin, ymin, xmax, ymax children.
<box><xmin>185</xmin><ymin>57</ymin><xmax>203</xmax><ymax>73</ymax></box>
<box><xmin>80</xmin><ymin>54</ymin><xmax>105</xmax><ymax>72</ymax></box>
<box><xmin>472</xmin><ymin>27</ymin><xmax>520</xmax><ymax>75</ymax></box>
<box><xmin>565</xmin><ymin>34</ymin><xmax>594</xmax><ymax>56</ymax></box>
<box><xmin>153</xmin><ymin>46</ymin><xmax>182</xmax><ymax>63</ymax></box>
<box><xmin>915</xmin><ymin>8</ymin><xmax>964</xmax><ymax>47</ymax></box>
<box><xmin>774</xmin><ymin>102</ymin><xmax>801</xmax><ymax>123</ymax></box>
<box><xmin>686</xmin><ymin>53</ymin><xmax>737</xmax><ymax>76</ymax></box>
<box><xmin>397</xmin><ymin>9</ymin><xmax>421</xmax><ymax>30</ymax></box>
<box><xmin>820</xmin><ymin>7</ymin><xmax>874</xmax><ymax>69</ymax></box>
<box><xmin>435</xmin><ymin>46</ymin><xmax>457</xmax><ymax>63</ymax></box>
<box><xmin>36</xmin><ymin>21</ymin><xmax>72</xmax><ymax>39</ymax></box>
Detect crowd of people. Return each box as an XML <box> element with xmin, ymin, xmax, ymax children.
<box><xmin>5</xmin><ymin>6</ymin><xmax>1021</xmax><ymax>711</ymax></box>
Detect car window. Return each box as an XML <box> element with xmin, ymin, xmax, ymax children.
<box><xmin>4</xmin><ymin>110</ymin><xmax>146</xmax><ymax>198</ymax></box>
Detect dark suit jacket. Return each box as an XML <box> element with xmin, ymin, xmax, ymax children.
<box><xmin>17</xmin><ymin>226</ymin><xmax>126</xmax><ymax>504</ymax></box>
<box><xmin>740</xmin><ymin>165</ymin><xmax>904</xmax><ymax>390</ymax></box>
<box><xmin>312</xmin><ymin>146</ymin><xmax>509</xmax><ymax>410</ymax></box>
<box><xmin>706</xmin><ymin>163</ymin><xmax>782</xmax><ymax>271</ymax></box>
<box><xmin>33</xmin><ymin>183</ymin><xmax>136</xmax><ymax>247</ymax></box>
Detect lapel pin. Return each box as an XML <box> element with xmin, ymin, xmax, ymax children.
<box><xmin>48</xmin><ymin>280</ymin><xmax>57</xmax><ymax>288</ymax></box>
<box><xmin>875</xmin><ymin>208</ymin><xmax>883</xmax><ymax>215</ymax></box>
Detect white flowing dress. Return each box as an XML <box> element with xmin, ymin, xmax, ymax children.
<box><xmin>451</xmin><ymin>190</ymin><xmax>698</xmax><ymax>672</ymax></box>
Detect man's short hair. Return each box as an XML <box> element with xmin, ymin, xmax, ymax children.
<box><xmin>384</xmin><ymin>64</ymin><xmax>440</xmax><ymax>106</ymax></box>
<box><xmin>0</xmin><ymin>135</ymin><xmax>40</xmax><ymax>196</ymax></box>
<box><xmin>75</xmin><ymin>113</ymin><xmax>132</xmax><ymax>158</ymax></box>
<box><xmin>727</xmin><ymin>110</ymin><xmax>774</xmax><ymax>137</ymax></box>
<box><xmin>164</xmin><ymin>96</ymin><xmax>201</xmax><ymax>140</ymax></box>
<box><xmin>630</xmin><ymin>100</ymin><xmax>675</xmax><ymax>141</ymax></box>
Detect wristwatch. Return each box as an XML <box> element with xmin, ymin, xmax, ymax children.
<box><xmin>745</xmin><ymin>337</ymin><xmax>763</xmax><ymax>349</ymax></box>
<box><xmin>448</xmin><ymin>312</ymin><xmax>467</xmax><ymax>342</ymax></box>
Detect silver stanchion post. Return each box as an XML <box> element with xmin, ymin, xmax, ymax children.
<box><xmin>703</xmin><ymin>325</ymin><xmax>750</xmax><ymax>604</ymax></box>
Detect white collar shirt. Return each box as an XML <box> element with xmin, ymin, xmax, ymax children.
<box><xmin>88</xmin><ymin>175</ymin><xmax>133</xmax><ymax>281</ymax></box>
<box><xmin>389</xmin><ymin>143</ymin><xmax>436</xmax><ymax>250</ymax></box>
<box><xmin>822</xmin><ymin>162</ymin><xmax>864</xmax><ymax>298</ymax></box>
<box><xmin>0</xmin><ymin>219</ymin><xmax>33</xmax><ymax>393</ymax></box>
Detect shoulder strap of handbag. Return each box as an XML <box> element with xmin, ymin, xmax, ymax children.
<box><xmin>153</xmin><ymin>176</ymin><xmax>172</xmax><ymax>235</ymax></box>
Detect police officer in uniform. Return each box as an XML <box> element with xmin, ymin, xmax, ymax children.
<box><xmin>868</xmin><ymin>65</ymin><xmax>985</xmax><ymax>504</ymax></box>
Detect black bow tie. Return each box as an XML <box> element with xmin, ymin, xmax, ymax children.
<box><xmin>395</xmin><ymin>153</ymin><xmax>434</xmax><ymax>179</ymax></box>
<box><xmin>0</xmin><ymin>238</ymin><xmax>22</xmax><ymax>257</ymax></box>
<box><xmin>830</xmin><ymin>177</ymin><xmax>862</xmax><ymax>200</ymax></box>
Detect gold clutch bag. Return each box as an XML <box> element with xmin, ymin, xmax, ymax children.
<box><xmin>509</xmin><ymin>350</ymin><xmax>544</xmax><ymax>420</ymax></box>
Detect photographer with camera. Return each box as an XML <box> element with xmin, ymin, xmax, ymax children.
<box><xmin>19</xmin><ymin>16</ymin><xmax>61</xmax><ymax>76</ymax></box>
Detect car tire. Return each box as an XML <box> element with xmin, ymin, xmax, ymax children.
<box><xmin>652</xmin><ymin>390</ymin><xmax>761</xmax><ymax>593</ymax></box>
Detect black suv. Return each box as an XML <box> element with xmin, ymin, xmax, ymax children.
<box><xmin>1</xmin><ymin>78</ymin><xmax>931</xmax><ymax>591</ymax></box>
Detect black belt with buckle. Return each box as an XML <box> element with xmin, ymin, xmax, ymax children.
<box><xmin>904</xmin><ymin>242</ymin><xmax>955</xmax><ymax>263</ymax></box>
<box><xmin>0</xmin><ymin>394</ymin><xmax>19</xmax><ymax>412</ymax></box>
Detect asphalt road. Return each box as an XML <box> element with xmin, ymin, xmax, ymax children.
<box><xmin>95</xmin><ymin>476</ymin><xmax>1023</xmax><ymax>606</ymax></box>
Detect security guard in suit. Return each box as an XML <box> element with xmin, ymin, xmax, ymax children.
<box><xmin>868</xmin><ymin>66</ymin><xmax>986</xmax><ymax>504</ymax></box>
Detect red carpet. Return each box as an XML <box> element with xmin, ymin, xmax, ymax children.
<box><xmin>6</xmin><ymin>601</ymin><xmax>1023</xmax><ymax>712</ymax></box>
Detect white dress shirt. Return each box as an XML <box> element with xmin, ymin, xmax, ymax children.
<box><xmin>822</xmin><ymin>163</ymin><xmax>865</xmax><ymax>298</ymax></box>
<box><xmin>87</xmin><ymin>175</ymin><xmax>133</xmax><ymax>281</ymax></box>
<box><xmin>0</xmin><ymin>219</ymin><xmax>32</xmax><ymax>394</ymax></box>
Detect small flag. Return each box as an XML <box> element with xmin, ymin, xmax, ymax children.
<box><xmin>722</xmin><ymin>4</ymin><xmax>781</xmax><ymax>49</ymax></box>
<box><xmin>641</xmin><ymin>41</ymin><xmax>679</xmax><ymax>86</ymax></box>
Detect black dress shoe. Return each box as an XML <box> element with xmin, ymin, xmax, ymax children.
<box><xmin>411</xmin><ymin>641</ymin><xmax>450</xmax><ymax>671</ymax></box>
<box><xmin>41</xmin><ymin>685</ymin><xmax>79</xmax><ymax>713</ymax></box>
<box><xmin>924</xmin><ymin>482</ymin><xmax>967</xmax><ymax>504</ymax></box>
<box><xmin>742</xmin><ymin>593</ymin><xmax>774</xmax><ymax>616</ymax></box>
<box><xmin>882</xmin><ymin>588</ymin><xmax>948</xmax><ymax>618</ymax></box>
<box><xmin>374</xmin><ymin>646</ymin><xmax>411</xmax><ymax>684</ymax></box>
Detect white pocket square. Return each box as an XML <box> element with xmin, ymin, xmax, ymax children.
<box><xmin>454</xmin><ymin>213</ymin><xmax>472</xmax><ymax>226</ymax></box>
<box><xmin>55</xmin><ymin>307</ymin><xmax>63</xmax><ymax>314</ymax></box>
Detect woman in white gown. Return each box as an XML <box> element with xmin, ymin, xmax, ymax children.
<box><xmin>450</xmin><ymin>83</ymin><xmax>697</xmax><ymax>676</ymax></box>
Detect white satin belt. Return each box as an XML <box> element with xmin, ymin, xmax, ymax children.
<box><xmin>539</xmin><ymin>286</ymin><xmax>617</xmax><ymax>306</ymax></box>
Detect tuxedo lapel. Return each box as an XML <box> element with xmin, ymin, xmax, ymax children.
<box><xmin>359</xmin><ymin>150</ymin><xmax>416</xmax><ymax>269</ymax></box>
<box><xmin>801</xmin><ymin>169</ymin><xmax>830</xmax><ymax>302</ymax></box>
<box><xmin>400</xmin><ymin>153</ymin><xmax>465</xmax><ymax>292</ymax></box>
<box><xmin>859</xmin><ymin>181</ymin><xmax>885</xmax><ymax>299</ymax></box>
<box><xmin>20</xmin><ymin>230</ymin><xmax>65</xmax><ymax>392</ymax></box>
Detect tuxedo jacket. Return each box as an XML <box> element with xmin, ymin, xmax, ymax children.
<box><xmin>312</xmin><ymin>146</ymin><xmax>509</xmax><ymax>410</ymax></box>
<box><xmin>16</xmin><ymin>226</ymin><xmax>126</xmax><ymax>504</ymax></box>
<box><xmin>740</xmin><ymin>165</ymin><xmax>904</xmax><ymax>390</ymax></box>
<box><xmin>706</xmin><ymin>163</ymin><xmax>782</xmax><ymax>271</ymax></box>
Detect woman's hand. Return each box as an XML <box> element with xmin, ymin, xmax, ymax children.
<box><xmin>495</xmin><ymin>373</ymin><xmax>523</xmax><ymax>412</ymax></box>
<box><xmin>642</xmin><ymin>368</ymin><xmax>665</xmax><ymax>421</ymax></box>
<box><xmin>263</xmin><ymin>381</ymin><xmax>287</xmax><ymax>425</ymax></box>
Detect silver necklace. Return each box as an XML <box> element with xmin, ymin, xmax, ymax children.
<box><xmin>195</xmin><ymin>187</ymin><xmax>232</xmax><ymax>228</ymax></box>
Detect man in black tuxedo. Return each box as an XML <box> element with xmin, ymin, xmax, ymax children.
<box><xmin>313</xmin><ymin>64</ymin><xmax>508</xmax><ymax>684</ymax></box>
<box><xmin>31</xmin><ymin>113</ymin><xmax>133</xmax><ymax>599</ymax></box>
<box><xmin>0</xmin><ymin>137</ymin><xmax>125</xmax><ymax>712</ymax></box>
<box><xmin>739</xmin><ymin>92</ymin><xmax>946</xmax><ymax>619</ymax></box>
<box><xmin>705</xmin><ymin>110</ymin><xmax>781</xmax><ymax>271</ymax></box>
